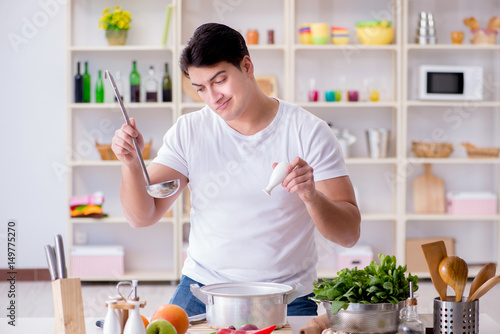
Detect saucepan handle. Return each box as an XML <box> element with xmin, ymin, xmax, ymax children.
<box><xmin>190</xmin><ymin>284</ymin><xmax>209</xmax><ymax>305</ymax></box>
<box><xmin>286</xmin><ymin>283</ymin><xmax>304</xmax><ymax>304</ymax></box>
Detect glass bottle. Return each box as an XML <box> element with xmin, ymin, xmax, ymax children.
<box><xmin>398</xmin><ymin>281</ymin><xmax>425</xmax><ymax>334</ymax></box>
<box><xmin>145</xmin><ymin>66</ymin><xmax>158</xmax><ymax>102</ymax></box>
<box><xmin>162</xmin><ymin>63</ymin><xmax>172</xmax><ymax>102</ymax></box>
<box><xmin>114</xmin><ymin>71</ymin><xmax>124</xmax><ymax>102</ymax></box>
<box><xmin>83</xmin><ymin>61</ymin><xmax>91</xmax><ymax>103</ymax></box>
<box><xmin>95</xmin><ymin>70</ymin><xmax>104</xmax><ymax>103</ymax></box>
<box><xmin>74</xmin><ymin>62</ymin><xmax>83</xmax><ymax>103</ymax></box>
<box><xmin>130</xmin><ymin>60</ymin><xmax>141</xmax><ymax>103</ymax></box>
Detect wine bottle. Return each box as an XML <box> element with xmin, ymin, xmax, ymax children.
<box><xmin>162</xmin><ymin>63</ymin><xmax>172</xmax><ymax>102</ymax></box>
<box><xmin>130</xmin><ymin>60</ymin><xmax>141</xmax><ymax>103</ymax></box>
<box><xmin>95</xmin><ymin>70</ymin><xmax>104</xmax><ymax>103</ymax></box>
<box><xmin>74</xmin><ymin>62</ymin><xmax>83</xmax><ymax>103</ymax></box>
<box><xmin>145</xmin><ymin>66</ymin><xmax>158</xmax><ymax>102</ymax></box>
<box><xmin>83</xmin><ymin>61</ymin><xmax>91</xmax><ymax>103</ymax></box>
<box><xmin>114</xmin><ymin>71</ymin><xmax>124</xmax><ymax>102</ymax></box>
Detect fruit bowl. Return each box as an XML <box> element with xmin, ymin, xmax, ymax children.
<box><xmin>355</xmin><ymin>20</ymin><xmax>394</xmax><ymax>45</ymax></box>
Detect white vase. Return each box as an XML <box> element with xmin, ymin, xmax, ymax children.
<box><xmin>123</xmin><ymin>300</ymin><xmax>146</xmax><ymax>334</ymax></box>
<box><xmin>103</xmin><ymin>300</ymin><xmax>121</xmax><ymax>334</ymax></box>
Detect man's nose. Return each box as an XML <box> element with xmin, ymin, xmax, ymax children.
<box><xmin>208</xmin><ymin>87</ymin><xmax>223</xmax><ymax>105</ymax></box>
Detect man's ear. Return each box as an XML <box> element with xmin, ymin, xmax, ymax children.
<box><xmin>241</xmin><ymin>55</ymin><xmax>254</xmax><ymax>76</ymax></box>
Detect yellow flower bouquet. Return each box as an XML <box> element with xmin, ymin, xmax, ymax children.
<box><xmin>98</xmin><ymin>6</ymin><xmax>132</xmax><ymax>30</ymax></box>
<box><xmin>99</xmin><ymin>6</ymin><xmax>132</xmax><ymax>45</ymax></box>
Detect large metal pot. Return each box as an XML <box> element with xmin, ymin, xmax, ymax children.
<box><xmin>190</xmin><ymin>282</ymin><xmax>302</xmax><ymax>329</ymax></box>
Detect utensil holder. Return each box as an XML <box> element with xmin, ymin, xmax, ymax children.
<box><xmin>433</xmin><ymin>297</ymin><xmax>478</xmax><ymax>334</ymax></box>
<box><xmin>52</xmin><ymin>278</ymin><xmax>86</xmax><ymax>334</ymax></box>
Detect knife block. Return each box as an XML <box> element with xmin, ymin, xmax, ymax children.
<box><xmin>52</xmin><ymin>278</ymin><xmax>86</xmax><ymax>334</ymax></box>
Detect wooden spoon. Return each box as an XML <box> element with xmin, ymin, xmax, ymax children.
<box><xmin>421</xmin><ymin>241</ymin><xmax>448</xmax><ymax>301</ymax></box>
<box><xmin>468</xmin><ymin>275</ymin><xmax>500</xmax><ymax>301</ymax></box>
<box><xmin>439</xmin><ymin>256</ymin><xmax>468</xmax><ymax>302</ymax></box>
<box><xmin>466</xmin><ymin>262</ymin><xmax>496</xmax><ymax>302</ymax></box>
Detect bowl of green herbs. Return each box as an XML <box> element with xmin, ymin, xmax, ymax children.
<box><xmin>312</xmin><ymin>254</ymin><xmax>418</xmax><ymax>334</ymax></box>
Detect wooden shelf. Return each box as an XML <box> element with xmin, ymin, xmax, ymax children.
<box><xmin>346</xmin><ymin>158</ymin><xmax>398</xmax><ymax>164</ymax></box>
<box><xmin>406</xmin><ymin>44</ymin><xmax>500</xmax><ymax>51</ymax></box>
<box><xmin>297</xmin><ymin>101</ymin><xmax>398</xmax><ymax>108</ymax></box>
<box><xmin>79</xmin><ymin>269</ymin><xmax>177</xmax><ymax>282</ymax></box>
<box><xmin>69</xmin><ymin>45</ymin><xmax>174</xmax><ymax>52</ymax></box>
<box><xmin>70</xmin><ymin>216</ymin><xmax>175</xmax><ymax>224</ymax></box>
<box><xmin>70</xmin><ymin>160</ymin><xmax>154</xmax><ymax>167</ymax></box>
<box><xmin>407</xmin><ymin>158</ymin><xmax>500</xmax><ymax>164</ymax></box>
<box><xmin>406</xmin><ymin>100</ymin><xmax>500</xmax><ymax>108</ymax></box>
<box><xmin>405</xmin><ymin>214</ymin><xmax>500</xmax><ymax>221</ymax></box>
<box><xmin>69</xmin><ymin>102</ymin><xmax>174</xmax><ymax>109</ymax></box>
<box><xmin>294</xmin><ymin>44</ymin><xmax>398</xmax><ymax>51</ymax></box>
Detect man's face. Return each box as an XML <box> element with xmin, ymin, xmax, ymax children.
<box><xmin>187</xmin><ymin>59</ymin><xmax>252</xmax><ymax>122</ymax></box>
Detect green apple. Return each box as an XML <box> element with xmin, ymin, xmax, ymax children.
<box><xmin>146</xmin><ymin>319</ymin><xmax>178</xmax><ymax>334</ymax></box>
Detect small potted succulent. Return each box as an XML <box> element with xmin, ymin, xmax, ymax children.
<box><xmin>98</xmin><ymin>6</ymin><xmax>132</xmax><ymax>46</ymax></box>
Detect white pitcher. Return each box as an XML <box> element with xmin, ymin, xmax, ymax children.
<box><xmin>123</xmin><ymin>300</ymin><xmax>146</xmax><ymax>334</ymax></box>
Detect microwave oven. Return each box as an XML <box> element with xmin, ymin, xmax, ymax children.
<box><xmin>418</xmin><ymin>65</ymin><xmax>483</xmax><ymax>101</ymax></box>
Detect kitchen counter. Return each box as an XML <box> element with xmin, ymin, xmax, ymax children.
<box><xmin>1</xmin><ymin>315</ymin><xmax>499</xmax><ymax>333</ymax></box>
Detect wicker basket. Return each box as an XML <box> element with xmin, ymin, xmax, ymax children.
<box><xmin>411</xmin><ymin>141</ymin><xmax>453</xmax><ymax>158</ymax></box>
<box><xmin>461</xmin><ymin>142</ymin><xmax>500</xmax><ymax>158</ymax></box>
<box><xmin>96</xmin><ymin>140</ymin><xmax>152</xmax><ymax>160</ymax></box>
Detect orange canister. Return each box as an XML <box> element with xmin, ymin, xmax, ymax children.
<box><xmin>246</xmin><ymin>29</ymin><xmax>259</xmax><ymax>44</ymax></box>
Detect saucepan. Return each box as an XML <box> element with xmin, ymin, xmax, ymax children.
<box><xmin>190</xmin><ymin>282</ymin><xmax>303</xmax><ymax>329</ymax></box>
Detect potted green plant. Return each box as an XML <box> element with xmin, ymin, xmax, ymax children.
<box><xmin>98</xmin><ymin>6</ymin><xmax>132</xmax><ymax>46</ymax></box>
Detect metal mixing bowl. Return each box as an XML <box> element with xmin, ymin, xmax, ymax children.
<box><xmin>322</xmin><ymin>300</ymin><xmax>404</xmax><ymax>334</ymax></box>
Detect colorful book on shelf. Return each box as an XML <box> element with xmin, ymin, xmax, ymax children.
<box><xmin>161</xmin><ymin>4</ymin><xmax>174</xmax><ymax>46</ymax></box>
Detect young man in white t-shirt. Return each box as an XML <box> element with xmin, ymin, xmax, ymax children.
<box><xmin>111</xmin><ymin>23</ymin><xmax>361</xmax><ymax>316</ymax></box>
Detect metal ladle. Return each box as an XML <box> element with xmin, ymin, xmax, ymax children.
<box><xmin>104</xmin><ymin>70</ymin><xmax>180</xmax><ymax>198</ymax></box>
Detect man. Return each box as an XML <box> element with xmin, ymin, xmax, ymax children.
<box><xmin>111</xmin><ymin>23</ymin><xmax>361</xmax><ymax>316</ymax></box>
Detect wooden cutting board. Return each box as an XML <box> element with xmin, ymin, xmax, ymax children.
<box><xmin>189</xmin><ymin>322</ymin><xmax>292</xmax><ymax>334</ymax></box>
<box><xmin>413</xmin><ymin>163</ymin><xmax>446</xmax><ymax>213</ymax></box>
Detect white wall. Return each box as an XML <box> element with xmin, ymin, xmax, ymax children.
<box><xmin>0</xmin><ymin>0</ymin><xmax>67</xmax><ymax>268</ymax></box>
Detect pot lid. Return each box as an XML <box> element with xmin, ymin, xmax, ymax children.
<box><xmin>199</xmin><ymin>282</ymin><xmax>293</xmax><ymax>298</ymax></box>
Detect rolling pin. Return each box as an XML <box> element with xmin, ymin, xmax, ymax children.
<box><xmin>299</xmin><ymin>314</ymin><xmax>330</xmax><ymax>334</ymax></box>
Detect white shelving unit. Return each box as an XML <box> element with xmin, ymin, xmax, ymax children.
<box><xmin>401</xmin><ymin>0</ymin><xmax>500</xmax><ymax>278</ymax></box>
<box><xmin>66</xmin><ymin>0</ymin><xmax>500</xmax><ymax>282</ymax></box>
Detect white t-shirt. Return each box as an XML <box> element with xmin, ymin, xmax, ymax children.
<box><xmin>152</xmin><ymin>99</ymin><xmax>348</xmax><ymax>296</ymax></box>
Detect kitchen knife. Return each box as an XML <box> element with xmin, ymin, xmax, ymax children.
<box><xmin>44</xmin><ymin>245</ymin><xmax>58</xmax><ymax>281</ymax></box>
<box><xmin>54</xmin><ymin>234</ymin><xmax>67</xmax><ymax>279</ymax></box>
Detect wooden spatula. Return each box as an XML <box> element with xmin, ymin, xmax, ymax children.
<box><xmin>468</xmin><ymin>275</ymin><xmax>500</xmax><ymax>301</ymax></box>
<box><xmin>413</xmin><ymin>164</ymin><xmax>446</xmax><ymax>213</ymax></box>
<box><xmin>421</xmin><ymin>241</ymin><xmax>448</xmax><ymax>300</ymax></box>
<box><xmin>466</xmin><ymin>262</ymin><xmax>496</xmax><ymax>302</ymax></box>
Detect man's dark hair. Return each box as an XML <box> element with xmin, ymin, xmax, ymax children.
<box><xmin>180</xmin><ymin>23</ymin><xmax>249</xmax><ymax>77</ymax></box>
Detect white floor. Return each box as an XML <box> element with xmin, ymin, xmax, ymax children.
<box><xmin>1</xmin><ymin>279</ymin><xmax>500</xmax><ymax>321</ymax></box>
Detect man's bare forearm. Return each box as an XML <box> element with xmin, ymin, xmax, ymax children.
<box><xmin>120</xmin><ymin>164</ymin><xmax>160</xmax><ymax>228</ymax></box>
<box><xmin>305</xmin><ymin>190</ymin><xmax>361</xmax><ymax>248</ymax></box>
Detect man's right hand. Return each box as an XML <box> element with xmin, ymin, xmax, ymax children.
<box><xmin>111</xmin><ymin>118</ymin><xmax>145</xmax><ymax>165</ymax></box>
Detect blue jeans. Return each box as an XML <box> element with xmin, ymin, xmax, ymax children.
<box><xmin>170</xmin><ymin>275</ymin><xmax>318</xmax><ymax>317</ymax></box>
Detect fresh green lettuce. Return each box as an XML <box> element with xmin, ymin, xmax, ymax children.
<box><xmin>313</xmin><ymin>254</ymin><xmax>418</xmax><ymax>314</ymax></box>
